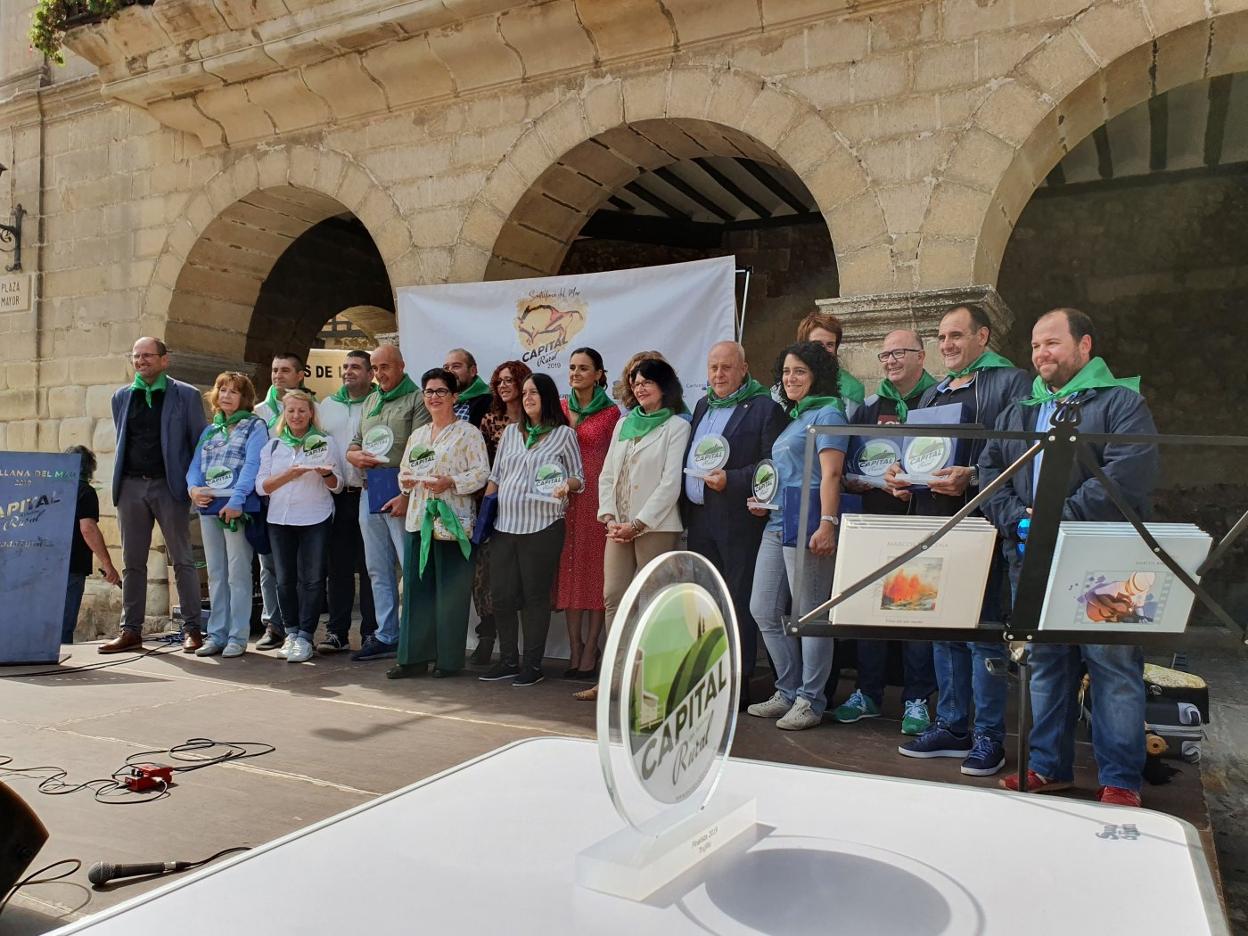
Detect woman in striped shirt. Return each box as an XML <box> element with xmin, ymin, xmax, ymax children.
<box><xmin>479</xmin><ymin>374</ymin><xmax>584</xmax><ymax>687</ymax></box>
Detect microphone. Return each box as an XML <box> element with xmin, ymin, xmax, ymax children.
<box><xmin>88</xmin><ymin>860</ymin><xmax>189</xmax><ymax>885</ymax></box>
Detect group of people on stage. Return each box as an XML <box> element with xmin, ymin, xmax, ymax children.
<box><xmin>73</xmin><ymin>299</ymin><xmax>1157</xmax><ymax>807</ymax></box>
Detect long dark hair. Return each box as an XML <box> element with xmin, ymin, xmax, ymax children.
<box><xmin>630</xmin><ymin>357</ymin><xmax>684</xmax><ymax>414</ymax></box>
<box><xmin>569</xmin><ymin>347</ymin><xmax>608</xmax><ymax>387</ymax></box>
<box><xmin>773</xmin><ymin>341</ymin><xmax>840</xmax><ymax>413</ymax></box>
<box><xmin>487</xmin><ymin>359</ymin><xmax>532</xmax><ymax>417</ymax></box>
<box><xmin>523</xmin><ymin>374</ymin><xmax>570</xmax><ymax>430</ymax></box>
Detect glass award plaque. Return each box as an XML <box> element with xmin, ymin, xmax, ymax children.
<box><xmin>529</xmin><ymin>462</ymin><xmax>566</xmax><ymax>503</ymax></box>
<box><xmin>362</xmin><ymin>424</ymin><xmax>395</xmax><ymax>464</ymax></box>
<box><xmin>683</xmin><ymin>433</ymin><xmax>730</xmax><ymax>478</ymax></box>
<box><xmin>898</xmin><ymin>434</ymin><xmax>954</xmax><ymax>485</ymax></box>
<box><xmin>579</xmin><ymin>551</ymin><xmax>755</xmax><ymax>900</ymax></box>
<box><xmin>204</xmin><ymin>464</ymin><xmax>235</xmax><ymax>498</ymax></box>
<box><xmin>748</xmin><ymin>458</ymin><xmax>779</xmax><ymax>510</ymax></box>
<box><xmin>845</xmin><ymin>437</ymin><xmax>901</xmax><ymax>490</ymax></box>
<box><xmin>405</xmin><ymin>443</ymin><xmax>436</xmax><ymax>482</ymax></box>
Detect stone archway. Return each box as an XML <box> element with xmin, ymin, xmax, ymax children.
<box><xmin>142</xmin><ymin>144</ymin><xmax>416</xmax><ymax>383</ymax></box>
<box><xmin>448</xmin><ymin>66</ymin><xmax>888</xmax><ymax>294</ymax></box>
<box><xmin>922</xmin><ymin>7</ymin><xmax>1248</xmax><ymax>289</ymax></box>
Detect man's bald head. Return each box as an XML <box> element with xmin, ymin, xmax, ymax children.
<box><xmin>371</xmin><ymin>345</ymin><xmax>405</xmax><ymax>392</ymax></box>
<box><xmin>707</xmin><ymin>340</ymin><xmax>750</xmax><ymax>398</ymax></box>
<box><xmin>884</xmin><ymin>329</ymin><xmax>921</xmax><ymax>348</ymax></box>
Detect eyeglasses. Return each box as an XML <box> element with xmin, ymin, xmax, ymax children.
<box><xmin>631</xmin><ymin>378</ymin><xmax>658</xmax><ymax>390</ymax></box>
<box><xmin>497</xmin><ymin>377</ymin><xmax>517</xmax><ymax>386</ymax></box>
<box><xmin>422</xmin><ymin>388</ymin><xmax>452</xmax><ymax>399</ymax></box>
<box><xmin>877</xmin><ymin>349</ymin><xmax>923</xmax><ymax>362</ymax></box>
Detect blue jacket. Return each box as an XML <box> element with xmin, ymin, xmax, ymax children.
<box><xmin>185</xmin><ymin>415</ymin><xmax>268</xmax><ymax>513</ymax></box>
<box><xmin>111</xmin><ymin>376</ymin><xmax>208</xmax><ymax>505</ymax></box>
<box><xmin>979</xmin><ymin>385</ymin><xmax>1160</xmax><ymax>539</ymax></box>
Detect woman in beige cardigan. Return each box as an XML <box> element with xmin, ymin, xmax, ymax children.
<box><xmin>575</xmin><ymin>357</ymin><xmax>690</xmax><ymax>702</ymax></box>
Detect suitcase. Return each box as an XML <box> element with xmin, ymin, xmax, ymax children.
<box><xmin>1143</xmin><ymin>662</ymin><xmax>1210</xmax><ymax>724</ymax></box>
<box><xmin>1145</xmin><ymin>699</ymin><xmax>1203</xmax><ymax>764</ymax></box>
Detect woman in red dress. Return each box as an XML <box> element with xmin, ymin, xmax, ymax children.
<box><xmin>557</xmin><ymin>347</ymin><xmax>621</xmax><ymax>678</ymax></box>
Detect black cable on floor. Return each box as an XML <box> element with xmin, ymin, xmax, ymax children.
<box><xmin>0</xmin><ymin>641</ymin><xmax>183</xmax><ymax>680</ymax></box>
<box><xmin>0</xmin><ymin>858</ymin><xmax>82</xmax><ymax>914</ymax></box>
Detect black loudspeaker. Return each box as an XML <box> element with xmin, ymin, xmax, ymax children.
<box><xmin>0</xmin><ymin>780</ymin><xmax>48</xmax><ymax>906</ymax></box>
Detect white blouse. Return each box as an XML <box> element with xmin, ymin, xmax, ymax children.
<box><xmin>255</xmin><ymin>435</ymin><xmax>346</xmax><ymax>526</ymax></box>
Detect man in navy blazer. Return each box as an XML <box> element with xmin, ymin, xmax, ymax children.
<box><xmin>682</xmin><ymin>341</ymin><xmax>787</xmax><ymax>706</ymax></box>
<box><xmin>99</xmin><ymin>337</ymin><xmax>208</xmax><ymax>654</ymax></box>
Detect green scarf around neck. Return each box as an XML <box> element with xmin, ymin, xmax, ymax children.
<box><xmin>131</xmin><ymin>373</ymin><xmax>168</xmax><ymax>408</ymax></box>
<box><xmin>947</xmin><ymin>350</ymin><xmax>1015</xmax><ymax>380</ymax></box>
<box><xmin>1021</xmin><ymin>356</ymin><xmax>1141</xmax><ymax>407</ymax></box>
<box><xmin>838</xmin><ymin>370</ymin><xmax>866</xmax><ymax>405</ymax></box>
<box><xmin>418</xmin><ymin>497</ymin><xmax>471</xmax><ymax>576</ymax></box>
<box><xmin>278</xmin><ymin>424</ymin><xmax>327</xmax><ymax>449</ymax></box>
<box><xmin>524</xmin><ymin>421</ymin><xmax>554</xmax><ymax>449</ymax></box>
<box><xmin>367</xmin><ymin>374</ymin><xmax>418</xmax><ymax>418</ymax></box>
<box><xmin>455</xmin><ymin>375</ymin><xmax>490</xmax><ymax>403</ymax></box>
<box><xmin>567</xmin><ymin>386</ymin><xmax>613</xmax><ymax>423</ymax></box>
<box><xmin>207</xmin><ymin>409</ymin><xmax>254</xmax><ymax>438</ymax></box>
<box><xmin>706</xmin><ymin>376</ymin><xmax>770</xmax><ymax>410</ymax></box>
<box><xmin>618</xmin><ymin>406</ymin><xmax>673</xmax><ymax>441</ymax></box>
<box><xmin>330</xmin><ymin>383</ymin><xmax>377</xmax><ymax>406</ymax></box>
<box><xmin>790</xmin><ymin>395</ymin><xmax>844</xmax><ymax>419</ymax></box>
<box><xmin>875</xmin><ymin>371</ymin><xmax>937</xmax><ymax>422</ymax></box>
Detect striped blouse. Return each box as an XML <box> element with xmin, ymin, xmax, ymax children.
<box><xmin>489</xmin><ymin>424</ymin><xmax>585</xmax><ymax>535</ymax></box>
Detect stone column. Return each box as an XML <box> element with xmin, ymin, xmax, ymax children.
<box><xmin>816</xmin><ymin>285</ymin><xmax>1014</xmax><ymax>394</ymax></box>
<box><xmin>168</xmin><ymin>350</ymin><xmax>259</xmax><ymax>390</ymax></box>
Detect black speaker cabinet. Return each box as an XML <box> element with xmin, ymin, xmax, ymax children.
<box><xmin>0</xmin><ymin>780</ymin><xmax>48</xmax><ymax>906</ymax></box>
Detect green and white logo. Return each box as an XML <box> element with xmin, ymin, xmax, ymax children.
<box><xmin>626</xmin><ymin>583</ymin><xmax>731</xmax><ymax>804</ymax></box>
<box><xmin>205</xmin><ymin>465</ymin><xmax>234</xmax><ymax>490</ymax></box>
<box><xmin>362</xmin><ymin>425</ymin><xmax>394</xmax><ymax>460</ymax></box>
<box><xmin>904</xmin><ymin>436</ymin><xmax>952</xmax><ymax>476</ymax></box>
<box><xmin>691</xmin><ymin>434</ymin><xmax>730</xmax><ymax>473</ymax></box>
<box><xmin>406</xmin><ymin>444</ymin><xmax>436</xmax><ymax>477</ymax></box>
<box><xmin>533</xmin><ymin>462</ymin><xmax>566</xmax><ymax>498</ymax></box>
<box><xmin>857</xmin><ymin>439</ymin><xmax>901</xmax><ymax>478</ymax></box>
<box><xmin>751</xmin><ymin>459</ymin><xmax>778</xmax><ymax>505</ymax></box>
<box><xmin>301</xmin><ymin>435</ymin><xmax>328</xmax><ymax>460</ymax></box>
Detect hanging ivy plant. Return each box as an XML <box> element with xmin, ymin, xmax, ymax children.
<box><xmin>30</xmin><ymin>0</ymin><xmax>129</xmax><ymax>64</ymax></box>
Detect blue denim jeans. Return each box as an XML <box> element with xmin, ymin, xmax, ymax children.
<box><xmin>199</xmin><ymin>514</ymin><xmax>255</xmax><ymax>649</ymax></box>
<box><xmin>933</xmin><ymin>641</ymin><xmax>1008</xmax><ymax>742</ymax></box>
<box><xmin>857</xmin><ymin>639</ymin><xmax>937</xmax><ymax>707</ymax></box>
<box><xmin>268</xmin><ymin>519</ymin><xmax>332</xmax><ymax>642</ymax></box>
<box><xmin>359</xmin><ymin>496</ymin><xmax>407</xmax><ymax>646</ymax></box>
<box><xmin>258</xmin><ymin>551</ymin><xmax>283</xmax><ymax>631</ymax></box>
<box><xmin>63</xmin><ymin>572</ymin><xmax>87</xmax><ymax>644</ymax></box>
<box><xmin>1026</xmin><ymin>642</ymin><xmax>1146</xmax><ymax>791</ymax></box>
<box><xmin>749</xmin><ymin>530</ymin><xmax>837</xmax><ymax>715</ymax></box>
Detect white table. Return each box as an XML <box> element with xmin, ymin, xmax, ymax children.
<box><xmin>52</xmin><ymin>737</ymin><xmax>1228</xmax><ymax>935</ymax></box>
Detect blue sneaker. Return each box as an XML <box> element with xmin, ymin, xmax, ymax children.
<box><xmin>351</xmin><ymin>634</ymin><xmax>397</xmax><ymax>662</ymax></box>
<box><xmin>961</xmin><ymin>734</ymin><xmax>1006</xmax><ymax>776</ymax></box>
<box><xmin>898</xmin><ymin>724</ymin><xmax>973</xmax><ymax>759</ymax></box>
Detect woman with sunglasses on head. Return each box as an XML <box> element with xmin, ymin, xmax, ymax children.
<box><xmin>388</xmin><ymin>368</ymin><xmax>490</xmax><ymax>680</ymax></box>
<box><xmin>187</xmin><ymin>372</ymin><xmax>268</xmax><ymax>659</ymax></box>
<box><xmin>556</xmin><ymin>347</ymin><xmax>621</xmax><ymax>679</ymax></box>
<box><xmin>576</xmin><ymin>357</ymin><xmax>690</xmax><ymax>702</ymax></box>
<box><xmin>479</xmin><ymin>374</ymin><xmax>584</xmax><ymax>687</ymax></box>
<box><xmin>467</xmin><ymin>360</ymin><xmax>533</xmax><ymax>665</ymax></box>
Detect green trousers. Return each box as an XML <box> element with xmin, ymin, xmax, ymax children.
<box><xmin>399</xmin><ymin>532</ymin><xmax>474</xmax><ymax>672</ymax></box>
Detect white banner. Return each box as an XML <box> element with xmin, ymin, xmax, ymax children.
<box><xmin>395</xmin><ymin>257</ymin><xmax>736</xmax><ymax>403</ymax></box>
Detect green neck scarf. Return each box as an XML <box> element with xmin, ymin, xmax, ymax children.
<box><xmin>207</xmin><ymin>409</ymin><xmax>253</xmax><ymax>438</ymax></box>
<box><xmin>838</xmin><ymin>370</ymin><xmax>866</xmax><ymax>405</ymax></box>
<box><xmin>217</xmin><ymin>512</ymin><xmax>252</xmax><ymax>533</ymax></box>
<box><xmin>367</xmin><ymin>374</ymin><xmax>418</xmax><ymax>418</ymax></box>
<box><xmin>330</xmin><ymin>383</ymin><xmax>377</xmax><ymax>405</ymax></box>
<box><xmin>524</xmin><ymin>421</ymin><xmax>554</xmax><ymax>449</ymax></box>
<box><xmin>418</xmin><ymin>497</ymin><xmax>471</xmax><ymax>576</ymax></box>
<box><xmin>1021</xmin><ymin>357</ymin><xmax>1141</xmax><ymax>407</ymax></box>
<box><xmin>131</xmin><ymin>373</ymin><xmax>168</xmax><ymax>408</ymax></box>
<box><xmin>618</xmin><ymin>406</ymin><xmax>673</xmax><ymax>441</ymax></box>
<box><xmin>277</xmin><ymin>425</ymin><xmax>327</xmax><ymax>449</ymax></box>
<box><xmin>567</xmin><ymin>386</ymin><xmax>613</xmax><ymax>423</ymax></box>
<box><xmin>947</xmin><ymin>350</ymin><xmax>1015</xmax><ymax>380</ymax></box>
<box><xmin>790</xmin><ymin>395</ymin><xmax>844</xmax><ymax>419</ymax></box>
<box><xmin>706</xmin><ymin>376</ymin><xmax>770</xmax><ymax>410</ymax></box>
<box><xmin>876</xmin><ymin>371</ymin><xmax>937</xmax><ymax>422</ymax></box>
<box><xmin>456</xmin><ymin>376</ymin><xmax>490</xmax><ymax>403</ymax></box>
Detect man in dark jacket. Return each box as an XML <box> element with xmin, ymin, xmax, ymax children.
<box><xmin>100</xmin><ymin>337</ymin><xmax>207</xmax><ymax>654</ymax></box>
<box><xmin>980</xmin><ymin>308</ymin><xmax>1158</xmax><ymax>807</ymax></box>
<box><xmin>890</xmin><ymin>304</ymin><xmax>1031</xmax><ymax>777</ymax></box>
<box><xmin>682</xmin><ymin>341</ymin><xmax>786</xmax><ymax>707</ymax></box>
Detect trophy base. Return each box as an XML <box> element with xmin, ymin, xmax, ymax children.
<box><xmin>747</xmin><ymin>500</ymin><xmax>780</xmax><ymax>511</ymax></box>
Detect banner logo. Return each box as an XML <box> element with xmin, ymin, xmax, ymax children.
<box><xmin>514</xmin><ymin>288</ymin><xmax>588</xmax><ymax>368</ymax></box>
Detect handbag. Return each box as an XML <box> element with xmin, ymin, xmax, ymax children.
<box><xmin>472</xmin><ymin>493</ymin><xmax>498</xmax><ymax>545</ymax></box>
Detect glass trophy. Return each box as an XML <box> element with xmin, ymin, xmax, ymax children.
<box><xmin>748</xmin><ymin>458</ymin><xmax>780</xmax><ymax>510</ymax></box>
<box><xmin>683</xmin><ymin>433</ymin><xmax>730</xmax><ymax>478</ymax></box>
<box><xmin>361</xmin><ymin>424</ymin><xmax>395</xmax><ymax>465</ymax></box>
<box><xmin>529</xmin><ymin>462</ymin><xmax>566</xmax><ymax>503</ymax></box>
<box><xmin>405</xmin><ymin>443</ymin><xmax>436</xmax><ymax>482</ymax></box>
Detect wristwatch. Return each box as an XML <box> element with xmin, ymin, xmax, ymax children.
<box><xmin>820</xmin><ymin>515</ymin><xmax>839</xmax><ymax>525</ymax></box>
<box><xmin>968</xmin><ymin>467</ymin><xmax>980</xmax><ymax>487</ymax></box>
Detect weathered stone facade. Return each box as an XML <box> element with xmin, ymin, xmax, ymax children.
<box><xmin>1</xmin><ymin>0</ymin><xmax>1246</xmax><ymax>627</ymax></box>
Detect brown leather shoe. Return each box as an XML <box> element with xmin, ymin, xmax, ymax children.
<box><xmin>98</xmin><ymin>630</ymin><xmax>143</xmax><ymax>654</ymax></box>
<box><xmin>181</xmin><ymin>629</ymin><xmax>204</xmax><ymax>653</ymax></box>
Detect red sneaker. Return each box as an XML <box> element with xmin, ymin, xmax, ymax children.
<box><xmin>999</xmin><ymin>770</ymin><xmax>1073</xmax><ymax>794</ymax></box>
<box><xmin>1097</xmin><ymin>786</ymin><xmax>1142</xmax><ymax>807</ymax></box>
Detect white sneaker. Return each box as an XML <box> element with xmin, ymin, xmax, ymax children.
<box><xmin>747</xmin><ymin>691</ymin><xmax>792</xmax><ymax>719</ymax></box>
<box><xmin>222</xmin><ymin>643</ymin><xmax>246</xmax><ymax>658</ymax></box>
<box><xmin>195</xmin><ymin>639</ymin><xmax>224</xmax><ymax>657</ymax></box>
<box><xmin>777</xmin><ymin>697</ymin><xmax>822</xmax><ymax>731</ymax></box>
<box><xmin>286</xmin><ymin>636</ymin><xmax>314</xmax><ymax>663</ymax></box>
<box><xmin>275</xmin><ymin>634</ymin><xmax>296</xmax><ymax>659</ymax></box>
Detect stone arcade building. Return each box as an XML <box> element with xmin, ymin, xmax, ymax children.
<box><xmin>0</xmin><ymin>0</ymin><xmax>1245</xmax><ymax>628</ymax></box>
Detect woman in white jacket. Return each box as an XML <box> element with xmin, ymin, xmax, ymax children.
<box><xmin>576</xmin><ymin>357</ymin><xmax>690</xmax><ymax>702</ymax></box>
